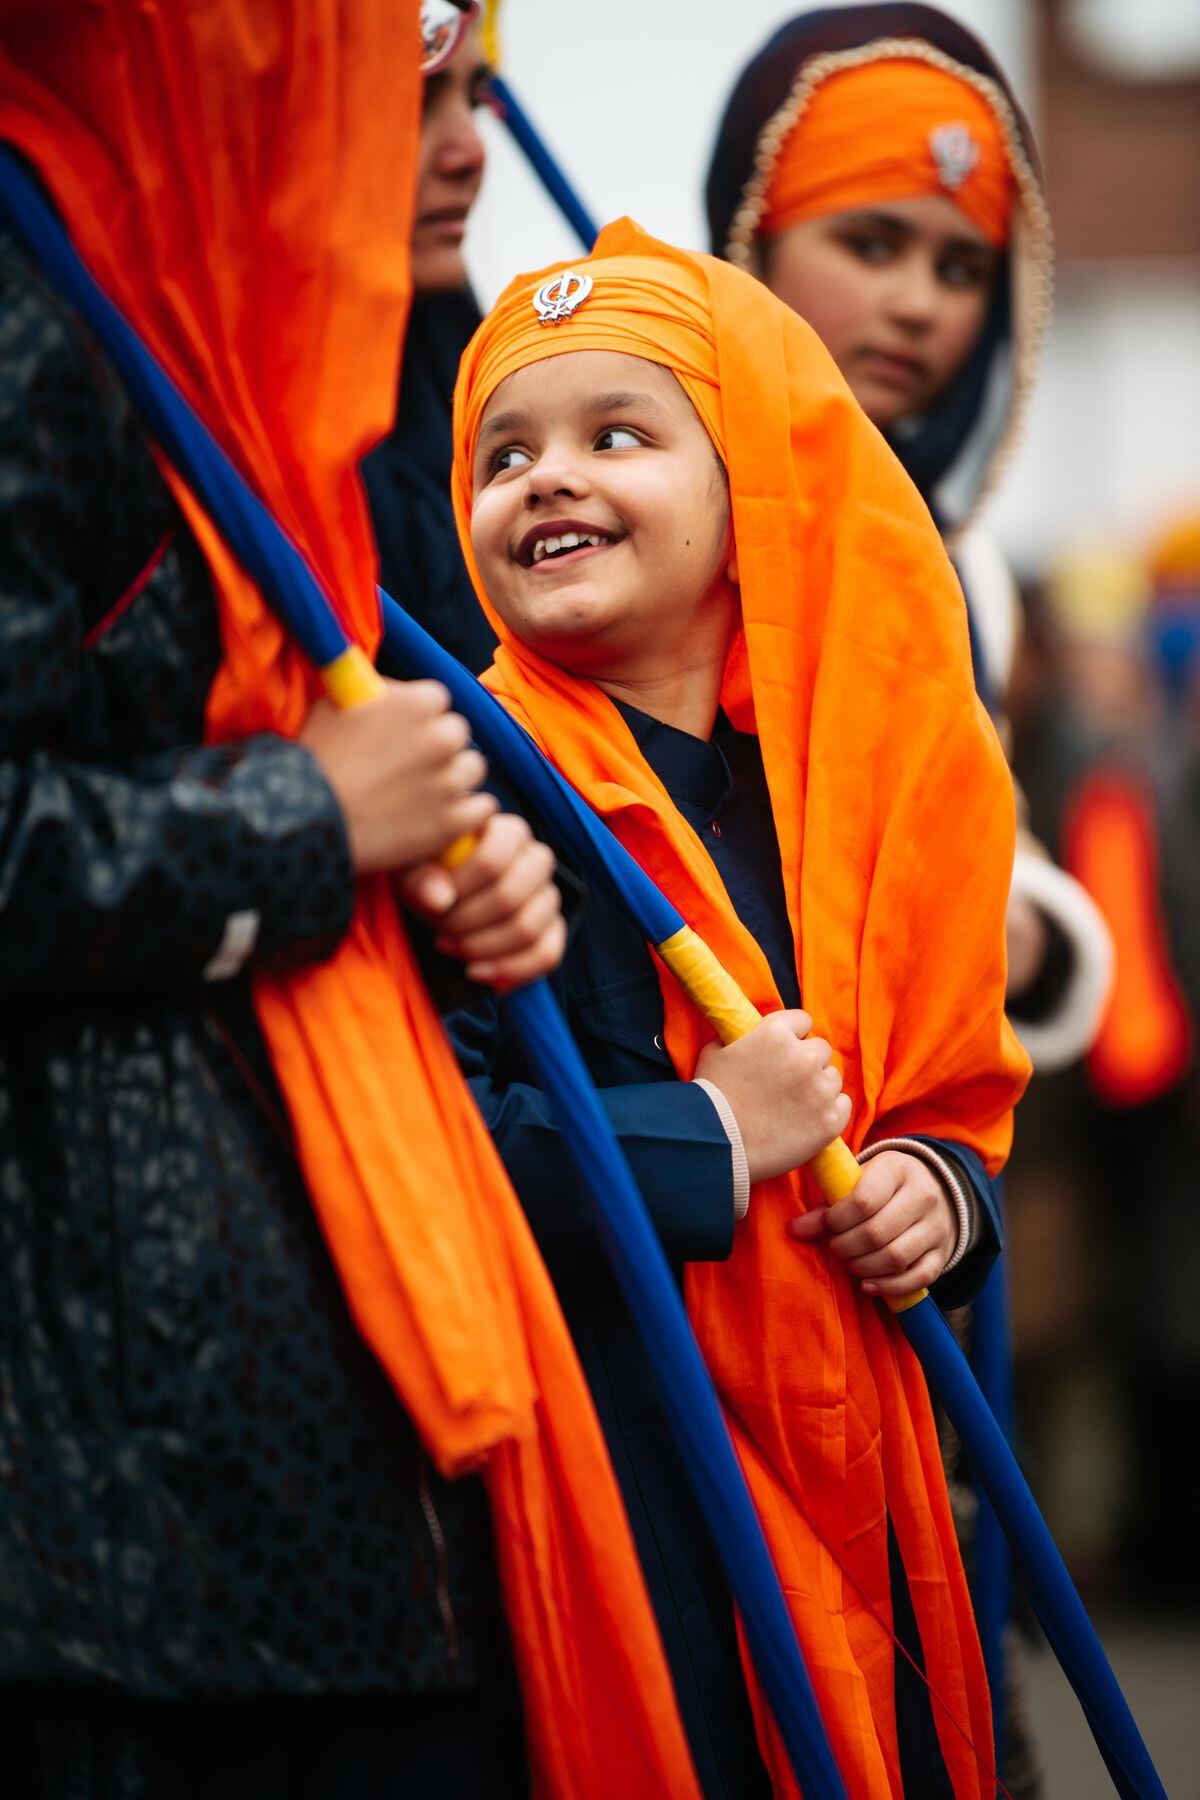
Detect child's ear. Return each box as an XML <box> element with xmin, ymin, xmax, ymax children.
<box><xmin>725</xmin><ymin>535</ymin><xmax>740</xmax><ymax>586</ymax></box>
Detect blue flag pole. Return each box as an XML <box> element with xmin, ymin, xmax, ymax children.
<box><xmin>487</xmin><ymin>75</ymin><xmax>599</xmax><ymax>250</ymax></box>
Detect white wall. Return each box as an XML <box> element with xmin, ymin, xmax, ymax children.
<box><xmin>463</xmin><ymin>1</ymin><xmax>1200</xmax><ymax>574</ymax></box>
<box><xmin>989</xmin><ymin>268</ymin><xmax>1200</xmax><ymax>578</ymax></box>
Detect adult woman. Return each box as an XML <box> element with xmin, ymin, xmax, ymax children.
<box><xmin>365</xmin><ymin>4</ymin><xmax>499</xmax><ymax>672</ymax></box>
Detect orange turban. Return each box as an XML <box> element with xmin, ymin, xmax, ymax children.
<box><xmin>453</xmin><ymin>219</ymin><xmax>1029</xmax><ymax>1796</ymax></box>
<box><xmin>759</xmin><ymin>58</ymin><xmax>1016</xmax><ymax>247</ymax></box>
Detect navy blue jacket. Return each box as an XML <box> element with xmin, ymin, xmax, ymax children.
<box><xmin>444</xmin><ymin>701</ymin><xmax>999</xmax><ymax>1797</ymax></box>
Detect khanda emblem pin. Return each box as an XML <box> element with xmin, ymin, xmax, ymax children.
<box><xmin>533</xmin><ymin>269</ymin><xmax>593</xmax><ymax>326</ymax></box>
<box><xmin>929</xmin><ymin>123</ymin><xmax>980</xmax><ymax>191</ymax></box>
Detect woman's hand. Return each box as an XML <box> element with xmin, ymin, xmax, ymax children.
<box><xmin>786</xmin><ymin>1150</ymin><xmax>957</xmax><ymax>1297</ymax></box>
<box><xmin>300</xmin><ymin>679</ymin><xmax>497</xmax><ymax>876</ymax></box>
<box><xmin>398</xmin><ymin>812</ymin><xmax>566</xmax><ymax>989</ymax></box>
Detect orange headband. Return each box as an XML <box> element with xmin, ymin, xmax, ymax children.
<box><xmin>760</xmin><ymin>58</ymin><xmax>1015</xmax><ymax>249</ymax></box>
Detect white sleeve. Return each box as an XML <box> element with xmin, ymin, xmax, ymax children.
<box><xmin>1009</xmin><ymin>850</ymin><xmax>1114</xmax><ymax>1071</ymax></box>
<box><xmin>692</xmin><ymin>1078</ymin><xmax>751</xmax><ymax>1221</ymax></box>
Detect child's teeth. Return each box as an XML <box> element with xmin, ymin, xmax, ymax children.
<box><xmin>531</xmin><ymin>530</ymin><xmax>613</xmax><ymax>563</ymax></box>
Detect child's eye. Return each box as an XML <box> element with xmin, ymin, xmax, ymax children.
<box><xmin>492</xmin><ymin>445</ymin><xmax>533</xmax><ymax>474</ymax></box>
<box><xmin>938</xmin><ymin>253</ymin><xmax>992</xmax><ymax>292</ymax></box>
<box><xmin>595</xmin><ymin>426</ymin><xmax>642</xmax><ymax>451</ymax></box>
<box><xmin>841</xmin><ymin>231</ymin><xmax>897</xmax><ymax>267</ymax></box>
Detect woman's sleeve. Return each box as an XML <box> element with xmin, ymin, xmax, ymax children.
<box><xmin>0</xmin><ymin>247</ymin><xmax>356</xmax><ymax>1002</ymax></box>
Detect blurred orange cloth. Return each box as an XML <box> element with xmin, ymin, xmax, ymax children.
<box><xmin>1065</xmin><ymin>771</ymin><xmax>1193</xmax><ymax>1108</ymax></box>
<box><xmin>760</xmin><ymin>59</ymin><xmax>1015</xmax><ymax>247</ymax></box>
<box><xmin>0</xmin><ymin>12</ymin><xmax>698</xmax><ymax>1793</ymax></box>
<box><xmin>453</xmin><ymin>218</ymin><xmax>1030</xmax><ymax>1797</ymax></box>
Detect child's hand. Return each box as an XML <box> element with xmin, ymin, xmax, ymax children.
<box><xmin>398</xmin><ymin>813</ymin><xmax>566</xmax><ymax>990</ymax></box>
<box><xmin>694</xmin><ymin>1010</ymin><xmax>852</xmax><ymax>1182</ymax></box>
<box><xmin>786</xmin><ymin>1151</ymin><xmax>957</xmax><ymax>1298</ymax></box>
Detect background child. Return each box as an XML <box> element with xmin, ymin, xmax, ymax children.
<box><xmin>705</xmin><ymin>1</ymin><xmax>1112</xmax><ymax>1072</ymax></box>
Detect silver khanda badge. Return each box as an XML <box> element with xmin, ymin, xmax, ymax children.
<box><xmin>533</xmin><ymin>269</ymin><xmax>593</xmax><ymax>326</ymax></box>
<box><xmin>929</xmin><ymin>124</ymin><xmax>980</xmax><ymax>192</ymax></box>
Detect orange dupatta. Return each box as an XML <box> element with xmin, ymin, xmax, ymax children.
<box><xmin>452</xmin><ymin>220</ymin><xmax>1032</xmax><ymax>1797</ymax></box>
<box><xmin>0</xmin><ymin>16</ymin><xmax>698</xmax><ymax>1793</ymax></box>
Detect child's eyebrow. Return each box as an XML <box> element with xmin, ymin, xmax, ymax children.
<box><xmin>478</xmin><ymin>407</ymin><xmax>529</xmax><ymax>446</ymax></box>
<box><xmin>584</xmin><ymin>389</ymin><xmax>669</xmax><ymax>420</ymax></box>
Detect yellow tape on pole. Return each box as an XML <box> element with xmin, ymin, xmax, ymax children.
<box><xmin>656</xmin><ymin>926</ymin><xmax>925</xmax><ymax>1304</ymax></box>
<box><xmin>321</xmin><ymin>642</ymin><xmax>385</xmax><ymax>708</ymax></box>
<box><xmin>657</xmin><ymin>925</ymin><xmax>762</xmax><ymax>1043</ymax></box>
<box><xmin>481</xmin><ymin>0</ymin><xmax>502</xmax><ymax>69</ymax></box>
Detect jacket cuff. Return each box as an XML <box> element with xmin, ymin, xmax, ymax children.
<box><xmin>855</xmin><ymin>1135</ymin><xmax>972</xmax><ymax>1276</ymax></box>
<box><xmin>216</xmin><ymin>736</ymin><xmax>356</xmax><ymax>973</ymax></box>
<box><xmin>692</xmin><ymin>1078</ymin><xmax>751</xmax><ymax>1221</ymax></box>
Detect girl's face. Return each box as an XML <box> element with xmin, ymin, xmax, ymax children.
<box><xmin>470</xmin><ymin>350</ymin><xmax>736</xmax><ymax>685</ymax></box>
<box><xmin>762</xmin><ymin>194</ymin><xmax>1000</xmax><ymax>429</ymax></box>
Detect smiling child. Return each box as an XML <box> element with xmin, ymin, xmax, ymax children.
<box><xmin>444</xmin><ymin>220</ymin><xmax>1030</xmax><ymax>1799</ymax></box>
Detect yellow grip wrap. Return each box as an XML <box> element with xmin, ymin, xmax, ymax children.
<box><xmin>808</xmin><ymin>1139</ymin><xmax>862</xmax><ymax>1206</ymax></box>
<box><xmin>441</xmin><ymin>833</ymin><xmax>477</xmax><ymax>871</ymax></box>
<box><xmin>320</xmin><ymin>644</ymin><xmax>480</xmax><ymax>874</ymax></box>
<box><xmin>656</xmin><ymin>926</ymin><xmax>764</xmax><ymax>1044</ymax></box>
<box><xmin>320</xmin><ymin>643</ymin><xmax>385</xmax><ymax>709</ymax></box>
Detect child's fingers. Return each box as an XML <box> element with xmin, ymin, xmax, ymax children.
<box><xmin>444</xmin><ymin>816</ymin><xmax>556</xmax><ymax>917</ymax></box>
<box><xmin>821</xmin><ymin>1195</ymin><xmax>926</xmax><ymax>1266</ymax></box>
<box><xmin>861</xmin><ymin>1243</ymin><xmax>948</xmax><ymax>1299</ymax></box>
<box><xmin>785</xmin><ymin>1208</ymin><xmax>828</xmax><ymax>1243</ymax></box>
<box><xmin>467</xmin><ymin>911</ymin><xmax>568</xmax><ymax>991</ymax></box>
<box><xmin>396</xmin><ymin>860</ymin><xmax>458</xmax><ymax>917</ymax></box>
<box><xmin>440</xmin><ymin>880</ymin><xmax>562</xmax><ymax>964</ymax></box>
<box><xmin>839</xmin><ymin>1217</ymin><xmax>941</xmax><ymax>1279</ymax></box>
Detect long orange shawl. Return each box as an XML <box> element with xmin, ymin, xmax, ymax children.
<box><xmin>452</xmin><ymin>220</ymin><xmax>1032</xmax><ymax>1797</ymax></box>
<box><xmin>0</xmin><ymin>15</ymin><xmax>698</xmax><ymax>1793</ymax></box>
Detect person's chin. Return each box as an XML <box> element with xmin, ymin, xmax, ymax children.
<box><xmin>851</xmin><ymin>376</ymin><xmax>926</xmax><ymax>433</ymax></box>
<box><xmin>411</xmin><ymin>244</ymin><xmax>470</xmax><ymax>296</ymax></box>
<box><xmin>508</xmin><ymin>583</ymin><xmax>619</xmax><ymax>657</ymax></box>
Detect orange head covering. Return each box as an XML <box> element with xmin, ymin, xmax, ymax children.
<box><xmin>0</xmin><ymin>13</ymin><xmax>698</xmax><ymax>1793</ymax></box>
<box><xmin>759</xmin><ymin>57</ymin><xmax>1016</xmax><ymax>247</ymax></box>
<box><xmin>453</xmin><ymin>219</ymin><xmax>1029</xmax><ymax>1797</ymax></box>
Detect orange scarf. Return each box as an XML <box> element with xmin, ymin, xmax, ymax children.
<box><xmin>760</xmin><ymin>58</ymin><xmax>1015</xmax><ymax>248</ymax></box>
<box><xmin>453</xmin><ymin>219</ymin><xmax>1031</xmax><ymax>1796</ymax></box>
<box><xmin>0</xmin><ymin>14</ymin><xmax>697</xmax><ymax>1793</ymax></box>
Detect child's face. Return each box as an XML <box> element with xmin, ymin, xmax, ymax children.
<box><xmin>762</xmin><ymin>195</ymin><xmax>999</xmax><ymax>430</ymax></box>
<box><xmin>471</xmin><ymin>351</ymin><xmax>736</xmax><ymax>684</ymax></box>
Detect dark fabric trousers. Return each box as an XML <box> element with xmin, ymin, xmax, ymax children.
<box><xmin>5</xmin><ymin>1682</ymin><xmax>530</xmax><ymax>1800</ymax></box>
